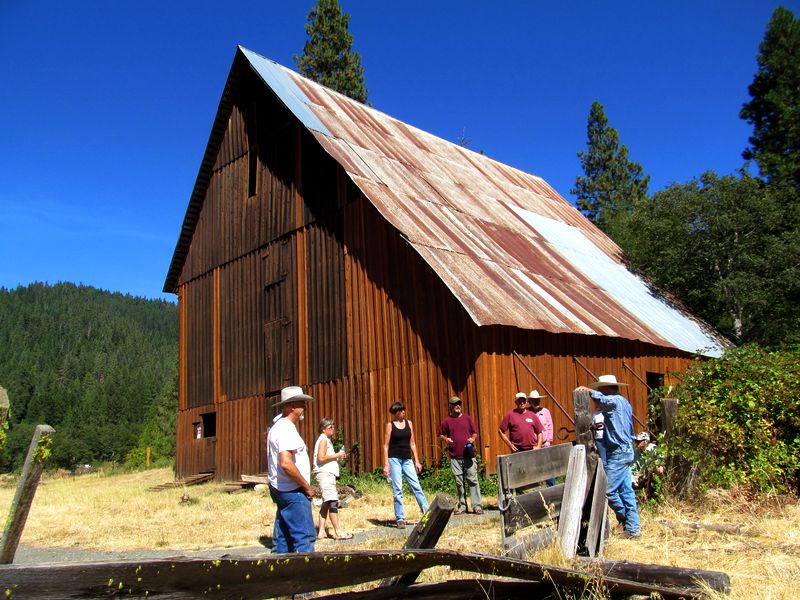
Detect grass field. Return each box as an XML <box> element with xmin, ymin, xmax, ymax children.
<box><xmin>1</xmin><ymin>467</ymin><xmax>798</xmax><ymax>598</ymax></box>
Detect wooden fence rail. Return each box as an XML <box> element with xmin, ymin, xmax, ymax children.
<box><xmin>0</xmin><ymin>548</ymin><xmax>728</xmax><ymax>599</ymax></box>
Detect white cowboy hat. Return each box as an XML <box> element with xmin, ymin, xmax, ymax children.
<box><xmin>589</xmin><ymin>374</ymin><xmax>628</xmax><ymax>389</ymax></box>
<box><xmin>528</xmin><ymin>390</ymin><xmax>549</xmax><ymax>399</ymax></box>
<box><xmin>273</xmin><ymin>386</ymin><xmax>315</xmax><ymax>410</ymax></box>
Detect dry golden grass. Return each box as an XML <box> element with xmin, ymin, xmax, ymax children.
<box><xmin>1</xmin><ymin>468</ymin><xmax>798</xmax><ymax>598</ymax></box>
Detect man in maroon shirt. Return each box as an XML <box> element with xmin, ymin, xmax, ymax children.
<box><xmin>439</xmin><ymin>396</ymin><xmax>482</xmax><ymax>515</ymax></box>
<box><xmin>499</xmin><ymin>392</ymin><xmax>544</xmax><ymax>452</ymax></box>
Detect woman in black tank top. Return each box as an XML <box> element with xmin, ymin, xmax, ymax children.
<box><xmin>382</xmin><ymin>402</ymin><xmax>429</xmax><ymax>528</ymax></box>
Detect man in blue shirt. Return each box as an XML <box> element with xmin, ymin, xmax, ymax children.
<box><xmin>578</xmin><ymin>375</ymin><xmax>640</xmax><ymax>538</ymax></box>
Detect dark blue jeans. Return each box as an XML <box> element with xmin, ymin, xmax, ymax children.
<box><xmin>604</xmin><ymin>444</ymin><xmax>640</xmax><ymax>535</ymax></box>
<box><xmin>269</xmin><ymin>486</ymin><xmax>316</xmax><ymax>553</ymax></box>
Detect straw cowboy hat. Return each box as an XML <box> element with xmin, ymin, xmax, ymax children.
<box><xmin>589</xmin><ymin>374</ymin><xmax>628</xmax><ymax>390</ymax></box>
<box><xmin>273</xmin><ymin>386</ymin><xmax>315</xmax><ymax>410</ymax></box>
<box><xmin>528</xmin><ymin>390</ymin><xmax>549</xmax><ymax>399</ymax></box>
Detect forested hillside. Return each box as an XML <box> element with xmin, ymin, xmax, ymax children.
<box><xmin>0</xmin><ymin>282</ymin><xmax>178</xmax><ymax>470</ymax></box>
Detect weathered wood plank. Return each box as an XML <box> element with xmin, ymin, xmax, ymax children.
<box><xmin>556</xmin><ymin>445</ymin><xmax>587</xmax><ymax>558</ymax></box>
<box><xmin>0</xmin><ymin>424</ymin><xmax>55</xmax><ymax>564</ymax></box>
<box><xmin>322</xmin><ymin>578</ymin><xmax>549</xmax><ymax>599</ymax></box>
<box><xmin>503</xmin><ymin>484</ymin><xmax>564</xmax><ymax>535</ymax></box>
<box><xmin>0</xmin><ymin>549</ymin><xmax>720</xmax><ymax>599</ymax></box>
<box><xmin>577</xmin><ymin>558</ymin><xmax>731</xmax><ymax>594</ymax></box>
<box><xmin>381</xmin><ymin>492</ymin><xmax>455</xmax><ymax>586</ymax></box>
<box><xmin>240</xmin><ymin>473</ymin><xmax>269</xmax><ymax>484</ymax></box>
<box><xmin>503</xmin><ymin>525</ymin><xmax>556</xmax><ymax>559</ymax></box>
<box><xmin>584</xmin><ymin>459</ymin><xmax>609</xmax><ymax>557</ymax></box>
<box><xmin>498</xmin><ymin>444</ymin><xmax>572</xmax><ymax>490</ymax></box>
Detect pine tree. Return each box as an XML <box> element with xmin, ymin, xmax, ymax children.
<box><xmin>571</xmin><ymin>101</ymin><xmax>650</xmax><ymax>238</ymax></box>
<box><xmin>295</xmin><ymin>0</ymin><xmax>368</xmax><ymax>103</ymax></box>
<box><xmin>740</xmin><ymin>6</ymin><xmax>800</xmax><ymax>186</ymax></box>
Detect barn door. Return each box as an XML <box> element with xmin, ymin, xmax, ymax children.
<box><xmin>264</xmin><ymin>278</ymin><xmax>293</xmax><ymax>393</ymax></box>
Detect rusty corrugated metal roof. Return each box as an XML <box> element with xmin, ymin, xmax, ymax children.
<box><xmin>166</xmin><ymin>47</ymin><xmax>730</xmax><ymax>358</ymax></box>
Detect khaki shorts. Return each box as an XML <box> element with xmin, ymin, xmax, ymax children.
<box><xmin>316</xmin><ymin>471</ymin><xmax>339</xmax><ymax>503</ymax></box>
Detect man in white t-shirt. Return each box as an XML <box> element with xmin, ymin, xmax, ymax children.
<box><xmin>267</xmin><ymin>386</ymin><xmax>316</xmax><ymax>553</ymax></box>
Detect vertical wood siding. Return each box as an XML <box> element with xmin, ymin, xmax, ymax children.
<box><xmin>185</xmin><ymin>273</ymin><xmax>213</xmax><ymax>409</ymax></box>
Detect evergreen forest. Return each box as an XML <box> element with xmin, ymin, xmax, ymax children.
<box><xmin>0</xmin><ymin>282</ymin><xmax>178</xmax><ymax>471</ymax></box>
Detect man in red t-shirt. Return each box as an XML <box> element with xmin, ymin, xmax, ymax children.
<box><xmin>499</xmin><ymin>392</ymin><xmax>544</xmax><ymax>452</ymax></box>
<box><xmin>439</xmin><ymin>396</ymin><xmax>482</xmax><ymax>515</ymax></box>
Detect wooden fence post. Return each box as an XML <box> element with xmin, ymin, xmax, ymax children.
<box><xmin>0</xmin><ymin>424</ymin><xmax>55</xmax><ymax>564</ymax></box>
<box><xmin>662</xmin><ymin>398</ymin><xmax>678</xmax><ymax>444</ymax></box>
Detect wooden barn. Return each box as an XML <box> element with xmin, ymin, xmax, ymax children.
<box><xmin>164</xmin><ymin>47</ymin><xmax>729</xmax><ymax>481</ymax></box>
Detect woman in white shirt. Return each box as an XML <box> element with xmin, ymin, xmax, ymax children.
<box><xmin>313</xmin><ymin>418</ymin><xmax>352</xmax><ymax>540</ymax></box>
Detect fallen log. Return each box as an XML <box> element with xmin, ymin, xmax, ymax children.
<box><xmin>322</xmin><ymin>578</ymin><xmax>550</xmax><ymax>599</ymax></box>
<box><xmin>381</xmin><ymin>492</ymin><xmax>455</xmax><ymax>586</ymax></box>
<box><xmin>0</xmin><ymin>424</ymin><xmax>55</xmax><ymax>564</ymax></box>
<box><xmin>0</xmin><ymin>549</ymin><xmax>726</xmax><ymax>599</ymax></box>
<box><xmin>655</xmin><ymin>519</ymin><xmax>742</xmax><ymax>535</ymax></box>
<box><xmin>577</xmin><ymin>557</ymin><xmax>731</xmax><ymax>594</ymax></box>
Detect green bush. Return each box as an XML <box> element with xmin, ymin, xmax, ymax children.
<box><xmin>668</xmin><ymin>344</ymin><xmax>800</xmax><ymax>494</ymax></box>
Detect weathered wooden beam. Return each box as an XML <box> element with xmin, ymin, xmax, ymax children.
<box><xmin>503</xmin><ymin>525</ymin><xmax>556</xmax><ymax>559</ymax></box>
<box><xmin>556</xmin><ymin>445</ymin><xmax>587</xmax><ymax>558</ymax></box>
<box><xmin>663</xmin><ymin>398</ymin><xmax>678</xmax><ymax>443</ymax></box>
<box><xmin>381</xmin><ymin>492</ymin><xmax>455</xmax><ymax>586</ymax></box>
<box><xmin>577</xmin><ymin>557</ymin><xmax>731</xmax><ymax>594</ymax></box>
<box><xmin>322</xmin><ymin>578</ymin><xmax>550</xmax><ymax>599</ymax></box>
<box><xmin>497</xmin><ymin>444</ymin><xmax>572</xmax><ymax>490</ymax></box>
<box><xmin>583</xmin><ymin>458</ymin><xmax>609</xmax><ymax>557</ymax></box>
<box><xmin>0</xmin><ymin>424</ymin><xmax>55</xmax><ymax>564</ymax></box>
<box><xmin>0</xmin><ymin>549</ymin><xmax>721</xmax><ymax>599</ymax></box>
<box><xmin>503</xmin><ymin>484</ymin><xmax>563</xmax><ymax>535</ymax></box>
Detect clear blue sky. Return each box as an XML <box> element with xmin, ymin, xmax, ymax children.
<box><xmin>1</xmin><ymin>1</ymin><xmax>796</xmax><ymax>302</ymax></box>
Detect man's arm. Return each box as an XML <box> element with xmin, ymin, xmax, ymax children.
<box><xmin>439</xmin><ymin>421</ymin><xmax>453</xmax><ymax>445</ymax></box>
<box><xmin>498</xmin><ymin>427</ymin><xmax>516</xmax><ymax>452</ymax></box>
<box><xmin>278</xmin><ymin>450</ymin><xmax>312</xmax><ymax>498</ymax></box>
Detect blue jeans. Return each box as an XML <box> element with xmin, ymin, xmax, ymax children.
<box><xmin>269</xmin><ymin>486</ymin><xmax>316</xmax><ymax>553</ymax></box>
<box><xmin>389</xmin><ymin>457</ymin><xmax>429</xmax><ymax>522</ymax></box>
<box><xmin>604</xmin><ymin>444</ymin><xmax>640</xmax><ymax>535</ymax></box>
<box><xmin>596</xmin><ymin>437</ymin><xmax>608</xmax><ymax>467</ymax></box>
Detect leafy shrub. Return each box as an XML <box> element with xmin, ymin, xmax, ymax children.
<box><xmin>668</xmin><ymin>344</ymin><xmax>800</xmax><ymax>494</ymax></box>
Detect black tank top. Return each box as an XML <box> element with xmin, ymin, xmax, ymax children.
<box><xmin>389</xmin><ymin>421</ymin><xmax>412</xmax><ymax>459</ymax></box>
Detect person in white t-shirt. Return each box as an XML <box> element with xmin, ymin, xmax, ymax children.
<box><xmin>313</xmin><ymin>418</ymin><xmax>352</xmax><ymax>540</ymax></box>
<box><xmin>267</xmin><ymin>386</ymin><xmax>316</xmax><ymax>553</ymax></box>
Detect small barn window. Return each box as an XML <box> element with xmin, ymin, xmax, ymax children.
<box><xmin>646</xmin><ymin>371</ymin><xmax>664</xmax><ymax>393</ymax></box>
<box><xmin>200</xmin><ymin>412</ymin><xmax>217</xmax><ymax>438</ymax></box>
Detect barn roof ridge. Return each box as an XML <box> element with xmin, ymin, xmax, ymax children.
<box><xmin>164</xmin><ymin>46</ymin><xmax>730</xmax><ymax>358</ymax></box>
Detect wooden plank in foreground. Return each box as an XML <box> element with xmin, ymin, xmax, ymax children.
<box><xmin>584</xmin><ymin>457</ymin><xmax>609</xmax><ymax>558</ymax></box>
<box><xmin>556</xmin><ymin>444</ymin><xmax>586</xmax><ymax>559</ymax></box>
<box><xmin>577</xmin><ymin>557</ymin><xmax>731</xmax><ymax>594</ymax></box>
<box><xmin>322</xmin><ymin>578</ymin><xmax>550</xmax><ymax>599</ymax></box>
<box><xmin>0</xmin><ymin>549</ymin><xmax>726</xmax><ymax>599</ymax></box>
<box><xmin>0</xmin><ymin>424</ymin><xmax>55</xmax><ymax>564</ymax></box>
<box><xmin>381</xmin><ymin>492</ymin><xmax>455</xmax><ymax>586</ymax></box>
